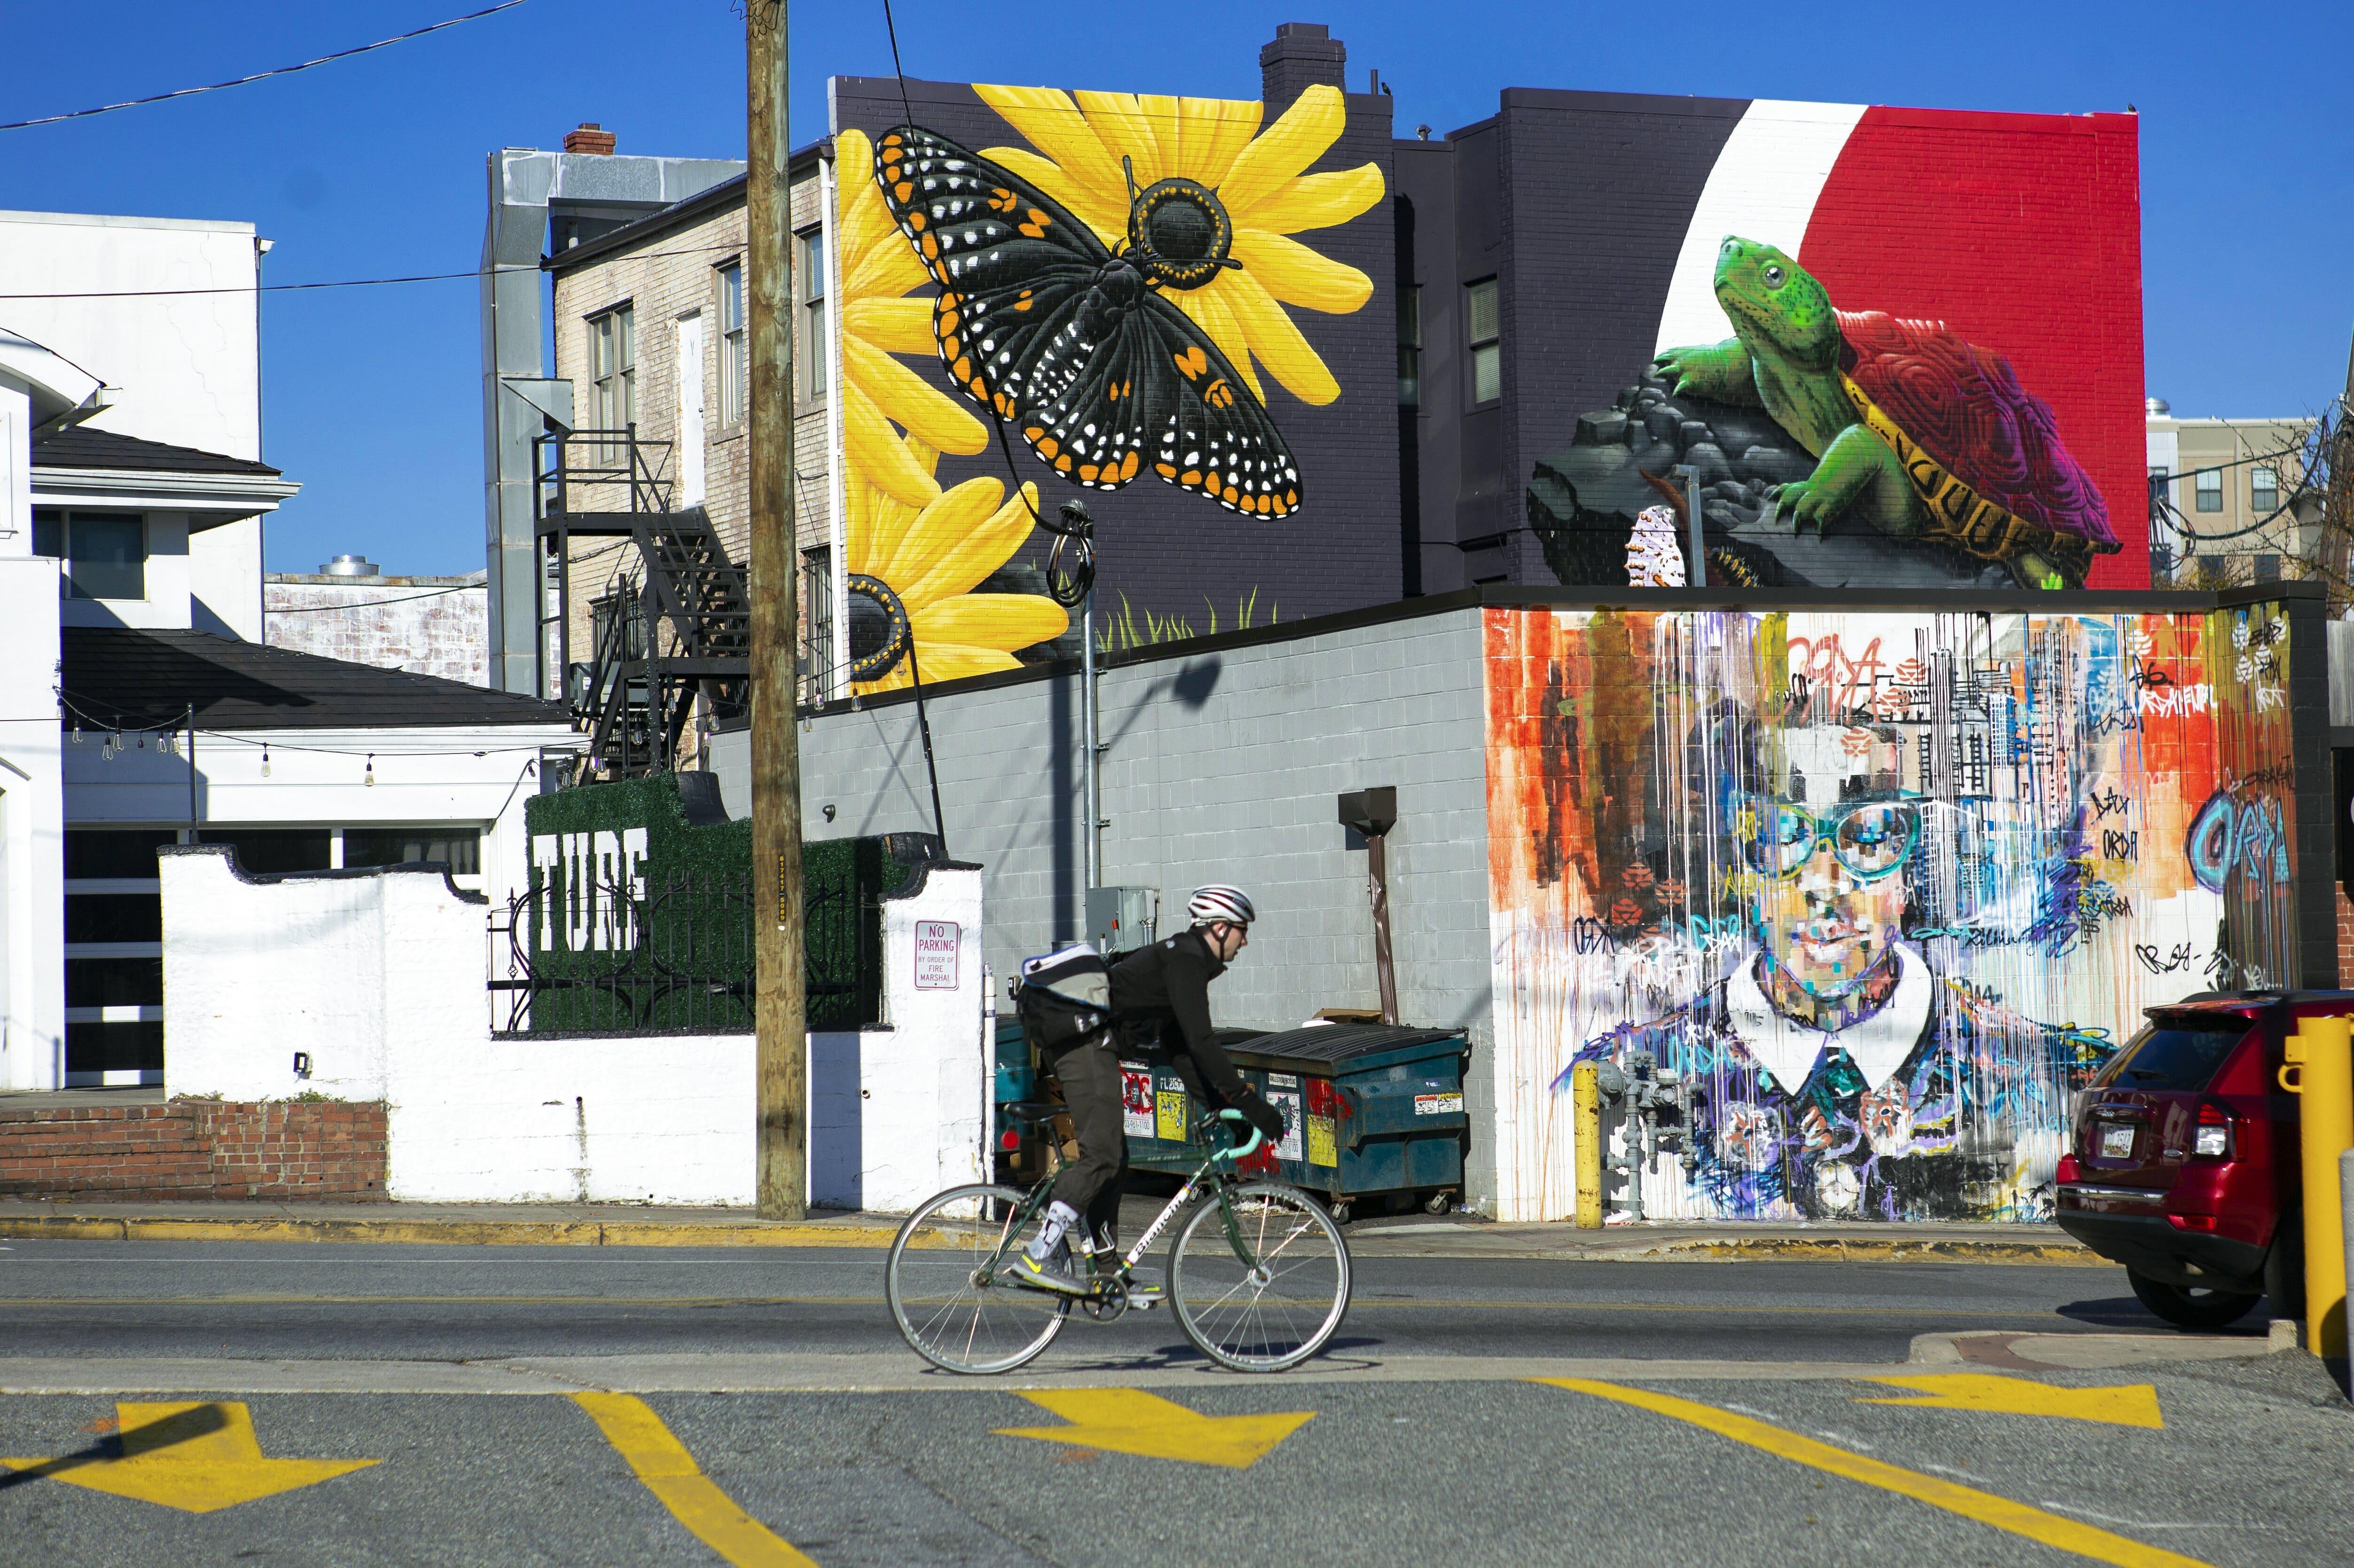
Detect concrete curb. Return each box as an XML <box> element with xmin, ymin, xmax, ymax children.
<box><xmin>0</xmin><ymin>1211</ymin><xmax>2101</xmax><ymax>1262</ymax></box>
<box><xmin>1634</xmin><ymin>1237</ymin><xmax>2100</xmax><ymax>1265</ymax></box>
<box><xmin>0</xmin><ymin>1216</ymin><xmax>920</xmax><ymax>1249</ymax></box>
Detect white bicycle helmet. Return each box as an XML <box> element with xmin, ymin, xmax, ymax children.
<box><xmin>1187</xmin><ymin>885</ymin><xmax>1256</xmax><ymax>928</ymax></box>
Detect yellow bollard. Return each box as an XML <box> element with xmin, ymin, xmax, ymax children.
<box><xmin>2296</xmin><ymin>1014</ymin><xmax>2354</xmax><ymax>1358</ymax></box>
<box><xmin>1574</xmin><ymin>1062</ymin><xmax>1603</xmax><ymax>1229</ymax></box>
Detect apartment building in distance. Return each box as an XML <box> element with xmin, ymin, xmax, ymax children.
<box><xmin>2145</xmin><ymin>398</ymin><xmax>2318</xmax><ymax>587</ymax></box>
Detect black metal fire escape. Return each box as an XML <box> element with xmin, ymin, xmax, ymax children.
<box><xmin>535</xmin><ymin>427</ymin><xmax>750</xmax><ymax>781</ymax></box>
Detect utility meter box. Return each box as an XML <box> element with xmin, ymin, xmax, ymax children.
<box><xmin>1086</xmin><ymin>885</ymin><xmax>1160</xmax><ymax>956</ymax></box>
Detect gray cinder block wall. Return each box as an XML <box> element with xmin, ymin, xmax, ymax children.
<box><xmin>712</xmin><ymin>603</ymin><xmax>1504</xmax><ymax>1209</ymax></box>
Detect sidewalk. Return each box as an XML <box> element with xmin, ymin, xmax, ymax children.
<box><xmin>0</xmin><ymin>1196</ymin><xmax>2104</xmax><ymax>1261</ymax></box>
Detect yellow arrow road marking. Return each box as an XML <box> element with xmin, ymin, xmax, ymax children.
<box><xmin>0</xmin><ymin>1401</ymin><xmax>376</xmax><ymax>1514</ymax></box>
<box><xmin>1856</xmin><ymin>1374</ymin><xmax>2165</xmax><ymax>1429</ymax></box>
<box><xmin>571</xmin><ymin>1393</ymin><xmax>817</xmax><ymax>1567</ymax></box>
<box><xmin>1534</xmin><ymin>1381</ymin><xmax>2209</xmax><ymax>1568</ymax></box>
<box><xmin>995</xmin><ymin>1389</ymin><xmax>1314</xmax><ymax>1469</ymax></box>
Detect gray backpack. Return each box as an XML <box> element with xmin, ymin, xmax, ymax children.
<box><xmin>1013</xmin><ymin>944</ymin><xmax>1113</xmax><ymax>1051</ymax></box>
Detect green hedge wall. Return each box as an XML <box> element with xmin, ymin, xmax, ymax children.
<box><xmin>514</xmin><ymin>773</ymin><xmax>910</xmax><ymax>1033</ymax></box>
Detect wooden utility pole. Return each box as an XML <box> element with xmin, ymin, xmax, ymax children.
<box><xmin>747</xmin><ymin>0</ymin><xmax>806</xmax><ymax>1220</ymax></box>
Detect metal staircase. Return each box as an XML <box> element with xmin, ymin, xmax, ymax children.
<box><xmin>535</xmin><ymin>427</ymin><xmax>749</xmax><ymax>780</ymax></box>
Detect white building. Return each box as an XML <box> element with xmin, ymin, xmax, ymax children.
<box><xmin>265</xmin><ymin>558</ymin><xmax>490</xmax><ymax>687</ymax></box>
<box><xmin>0</xmin><ymin>210</ymin><xmax>577</xmax><ymax>1092</ymax></box>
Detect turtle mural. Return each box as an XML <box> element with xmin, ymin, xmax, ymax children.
<box><xmin>1529</xmin><ymin>237</ymin><xmax>2120</xmax><ymax>591</ymax></box>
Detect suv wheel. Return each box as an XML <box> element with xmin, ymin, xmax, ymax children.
<box><xmin>2128</xmin><ymin>1267</ymin><xmax>2262</xmax><ymax>1330</ymax></box>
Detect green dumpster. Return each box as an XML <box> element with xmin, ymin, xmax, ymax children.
<box><xmin>1122</xmin><ymin>1024</ymin><xmax>1471</xmax><ymax>1219</ymax></box>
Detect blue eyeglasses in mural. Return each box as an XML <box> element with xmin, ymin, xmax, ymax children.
<box><xmin>1740</xmin><ymin>798</ymin><xmax>1921</xmax><ymax>881</ymax></box>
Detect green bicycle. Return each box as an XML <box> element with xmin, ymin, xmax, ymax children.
<box><xmin>885</xmin><ymin>1104</ymin><xmax>1351</xmax><ymax>1374</ymax></box>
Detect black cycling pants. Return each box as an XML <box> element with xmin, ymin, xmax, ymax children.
<box><xmin>1044</xmin><ymin>1035</ymin><xmax>1125</xmax><ymax>1248</ymax></box>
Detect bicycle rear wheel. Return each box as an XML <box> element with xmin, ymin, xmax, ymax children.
<box><xmin>886</xmin><ymin>1183</ymin><xmax>1070</xmax><ymax>1374</ymax></box>
<box><xmin>1168</xmin><ymin>1181</ymin><xmax>1350</xmax><ymax>1372</ymax></box>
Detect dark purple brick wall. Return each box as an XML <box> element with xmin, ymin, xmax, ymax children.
<box><xmin>834</xmin><ymin>73</ymin><xmax>1405</xmax><ymax>635</ymax></box>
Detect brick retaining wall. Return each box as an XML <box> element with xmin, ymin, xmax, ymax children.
<box><xmin>0</xmin><ymin>1100</ymin><xmax>388</xmax><ymax>1202</ymax></box>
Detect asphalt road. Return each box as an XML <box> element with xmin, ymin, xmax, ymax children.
<box><xmin>0</xmin><ymin>1242</ymin><xmax>2166</xmax><ymax>1364</ymax></box>
<box><xmin>2</xmin><ymin>1239</ymin><xmax>2343</xmax><ymax>1568</ymax></box>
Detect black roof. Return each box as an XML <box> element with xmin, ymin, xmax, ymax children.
<box><xmin>61</xmin><ymin>628</ymin><xmax>571</xmax><ymax>731</ymax></box>
<box><xmin>31</xmin><ymin>426</ymin><xmax>281</xmax><ymax>478</ymax></box>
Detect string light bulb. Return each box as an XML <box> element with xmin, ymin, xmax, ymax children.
<box><xmin>364</xmin><ymin>753</ymin><xmax>375</xmax><ymax>787</ymax></box>
<box><xmin>70</xmin><ymin>725</ymin><xmax>82</xmax><ymax>745</ymax></box>
<box><xmin>260</xmin><ymin>744</ymin><xmax>271</xmax><ymax>779</ymax></box>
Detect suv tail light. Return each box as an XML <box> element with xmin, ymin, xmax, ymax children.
<box><xmin>2191</xmin><ymin>1101</ymin><xmax>2236</xmax><ymax>1161</ymax></box>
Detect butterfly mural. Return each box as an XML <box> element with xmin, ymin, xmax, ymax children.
<box><xmin>873</xmin><ymin>124</ymin><xmax>1303</xmax><ymax>519</ymax></box>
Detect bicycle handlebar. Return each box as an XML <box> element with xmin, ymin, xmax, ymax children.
<box><xmin>1212</xmin><ymin>1107</ymin><xmax>1264</xmax><ymax>1164</ymax></box>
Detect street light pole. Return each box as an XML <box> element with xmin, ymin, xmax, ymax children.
<box><xmin>747</xmin><ymin>0</ymin><xmax>806</xmax><ymax>1221</ymax></box>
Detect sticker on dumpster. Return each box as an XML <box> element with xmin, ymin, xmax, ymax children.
<box><xmin>1156</xmin><ymin>1086</ymin><xmax>1188</xmax><ymax>1142</ymax></box>
<box><xmin>1122</xmin><ymin>1066</ymin><xmax>1155</xmax><ymax>1137</ymax></box>
<box><xmin>1267</xmin><ymin>1090</ymin><xmax>1303</xmax><ymax>1161</ymax></box>
<box><xmin>913</xmin><ymin>921</ymin><xmax>960</xmax><ymax>989</ymax></box>
<box><xmin>1267</xmin><ymin>1073</ymin><xmax>1298</xmax><ymax>1089</ymax></box>
<box><xmin>1307</xmin><ymin>1114</ymin><xmax>1337</xmax><ymax>1167</ymax></box>
<box><xmin>1415</xmin><ymin>1092</ymin><xmax>1464</xmax><ymax>1117</ymax></box>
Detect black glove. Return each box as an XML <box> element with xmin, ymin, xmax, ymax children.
<box><xmin>1236</xmin><ymin>1091</ymin><xmax>1284</xmax><ymax>1142</ymax></box>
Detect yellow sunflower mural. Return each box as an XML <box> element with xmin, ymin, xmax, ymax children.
<box><xmin>845</xmin><ymin>435</ymin><xmax>1068</xmax><ymax>694</ymax></box>
<box><xmin>835</xmin><ymin>126</ymin><xmax>988</xmax><ymax>508</ymax></box>
<box><xmin>974</xmin><ymin>82</ymin><xmax>1383</xmax><ymax>407</ymax></box>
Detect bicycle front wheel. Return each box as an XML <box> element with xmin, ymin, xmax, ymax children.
<box><xmin>1169</xmin><ymin>1181</ymin><xmax>1351</xmax><ymax>1372</ymax></box>
<box><xmin>886</xmin><ymin>1183</ymin><xmax>1069</xmax><ymax>1375</ymax></box>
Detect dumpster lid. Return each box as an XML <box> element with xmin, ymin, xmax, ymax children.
<box><xmin>1227</xmin><ymin>1023</ymin><xmax>1465</xmax><ymax>1070</ymax></box>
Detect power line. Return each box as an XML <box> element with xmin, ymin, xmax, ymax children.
<box><xmin>0</xmin><ymin>2</ymin><xmax>535</xmax><ymax>133</ymax></box>
<box><xmin>0</xmin><ymin>242</ymin><xmax>745</xmax><ymax>301</ymax></box>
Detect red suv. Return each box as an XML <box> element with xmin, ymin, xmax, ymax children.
<box><xmin>2054</xmin><ymin>990</ymin><xmax>2345</xmax><ymax>1329</ymax></box>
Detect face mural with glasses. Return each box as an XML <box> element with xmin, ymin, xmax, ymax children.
<box><xmin>1743</xmin><ymin>791</ymin><xmax>1917</xmax><ymax>1005</ymax></box>
<box><xmin>1481</xmin><ymin>605</ymin><xmax>2300</xmax><ymax>1225</ymax></box>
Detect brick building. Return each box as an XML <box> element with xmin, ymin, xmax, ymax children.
<box><xmin>264</xmin><ymin>560</ymin><xmax>489</xmax><ymax>686</ymax></box>
<box><xmin>489</xmin><ymin>23</ymin><xmax>2149</xmax><ymax>751</ymax></box>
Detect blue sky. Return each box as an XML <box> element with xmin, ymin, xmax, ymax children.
<box><xmin>0</xmin><ymin>0</ymin><xmax>2345</xmax><ymax>576</ymax></box>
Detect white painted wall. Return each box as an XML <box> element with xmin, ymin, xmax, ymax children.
<box><xmin>190</xmin><ymin>519</ymin><xmax>263</xmax><ymax>640</ymax></box>
<box><xmin>0</xmin><ymin>210</ymin><xmax>259</xmax><ymax>459</ymax></box>
<box><xmin>263</xmin><ymin>573</ymin><xmax>487</xmax><ymax>686</ymax></box>
<box><xmin>0</xmin><ymin>552</ymin><xmax>63</xmax><ymax>1089</ymax></box>
<box><xmin>811</xmin><ymin>865</ymin><xmax>987</xmax><ymax>1211</ymax></box>
<box><xmin>160</xmin><ymin>848</ymin><xmax>987</xmax><ymax>1210</ymax></box>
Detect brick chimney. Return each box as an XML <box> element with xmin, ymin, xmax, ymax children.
<box><xmin>563</xmin><ymin>123</ymin><xmax>616</xmax><ymax>156</ymax></box>
<box><xmin>1260</xmin><ymin>23</ymin><xmax>1347</xmax><ymax>116</ymax></box>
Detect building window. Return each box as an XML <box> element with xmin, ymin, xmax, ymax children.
<box><xmin>1466</xmin><ymin>278</ymin><xmax>1500</xmax><ymax>405</ymax></box>
<box><xmin>717</xmin><ymin>261</ymin><xmax>747</xmax><ymax>426</ymax></box>
<box><xmin>32</xmin><ymin>510</ymin><xmax>147</xmax><ymax>600</ymax></box>
<box><xmin>588</xmin><ymin>304</ymin><xmax>635</xmax><ymax>439</ymax></box>
<box><xmin>590</xmin><ymin>592</ymin><xmax>646</xmax><ymax>662</ymax></box>
<box><xmin>802</xmin><ymin>545</ymin><xmax>833</xmax><ymax>704</ymax></box>
<box><xmin>2253</xmin><ymin>553</ymin><xmax>2281</xmax><ymax>583</ymax></box>
<box><xmin>2194</xmin><ymin>467</ymin><xmax>2222</xmax><ymax>513</ymax></box>
<box><xmin>797</xmin><ymin>229</ymin><xmax>827</xmax><ymax>401</ymax></box>
<box><xmin>2252</xmin><ymin>465</ymin><xmax>2279</xmax><ymax>517</ymax></box>
<box><xmin>62</xmin><ymin>827</ymin><xmax>175</xmax><ymax>1086</ymax></box>
<box><xmin>343</xmin><ymin>827</ymin><xmax>481</xmax><ymax>876</ymax></box>
<box><xmin>1397</xmin><ymin>285</ymin><xmax>1421</xmax><ymax>407</ymax></box>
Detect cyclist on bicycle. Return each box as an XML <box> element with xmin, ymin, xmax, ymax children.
<box><xmin>1019</xmin><ymin>884</ymin><xmax>1286</xmax><ymax>1295</ymax></box>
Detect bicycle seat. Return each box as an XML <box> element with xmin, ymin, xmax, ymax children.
<box><xmin>1001</xmin><ymin>1100</ymin><xmax>1066</xmax><ymax>1127</ymax></box>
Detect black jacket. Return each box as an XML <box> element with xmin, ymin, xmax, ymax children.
<box><xmin>1107</xmin><ymin>928</ymin><xmax>1248</xmax><ymax>1105</ymax></box>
